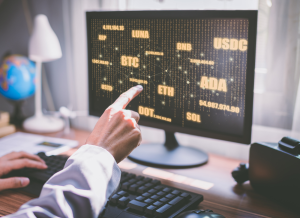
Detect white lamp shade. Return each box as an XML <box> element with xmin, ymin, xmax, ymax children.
<box><xmin>29</xmin><ymin>14</ymin><xmax>62</xmax><ymax>62</ymax></box>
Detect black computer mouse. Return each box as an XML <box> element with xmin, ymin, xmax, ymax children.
<box><xmin>176</xmin><ymin>209</ymin><xmax>226</xmax><ymax>218</ymax></box>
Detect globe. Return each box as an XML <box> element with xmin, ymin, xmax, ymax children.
<box><xmin>0</xmin><ymin>55</ymin><xmax>36</xmax><ymax>100</ymax></box>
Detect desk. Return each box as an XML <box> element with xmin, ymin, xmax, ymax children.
<box><xmin>0</xmin><ymin>129</ymin><xmax>298</xmax><ymax>217</ymax></box>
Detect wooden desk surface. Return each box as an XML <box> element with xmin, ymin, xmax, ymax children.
<box><xmin>0</xmin><ymin>129</ymin><xmax>298</xmax><ymax>217</ymax></box>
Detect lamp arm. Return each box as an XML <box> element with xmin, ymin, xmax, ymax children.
<box><xmin>35</xmin><ymin>61</ymin><xmax>43</xmax><ymax>118</ymax></box>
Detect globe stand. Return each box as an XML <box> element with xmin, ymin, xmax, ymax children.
<box><xmin>7</xmin><ymin>100</ymin><xmax>26</xmax><ymax>127</ymax></box>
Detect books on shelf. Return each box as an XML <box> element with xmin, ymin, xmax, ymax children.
<box><xmin>0</xmin><ymin>111</ymin><xmax>16</xmax><ymax>138</ymax></box>
<box><xmin>0</xmin><ymin>111</ymin><xmax>9</xmax><ymax>128</ymax></box>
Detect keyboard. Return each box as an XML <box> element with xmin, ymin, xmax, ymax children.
<box><xmin>6</xmin><ymin>152</ymin><xmax>204</xmax><ymax>218</ymax></box>
<box><xmin>102</xmin><ymin>172</ymin><xmax>203</xmax><ymax>218</ymax></box>
<box><xmin>5</xmin><ymin>152</ymin><xmax>68</xmax><ymax>183</ymax></box>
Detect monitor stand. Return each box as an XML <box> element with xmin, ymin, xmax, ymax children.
<box><xmin>128</xmin><ymin>131</ymin><xmax>208</xmax><ymax>168</ymax></box>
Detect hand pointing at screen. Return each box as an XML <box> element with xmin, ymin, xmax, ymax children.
<box><xmin>86</xmin><ymin>85</ymin><xmax>143</xmax><ymax>163</ymax></box>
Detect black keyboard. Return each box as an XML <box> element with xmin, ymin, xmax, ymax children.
<box><xmin>5</xmin><ymin>152</ymin><xmax>68</xmax><ymax>183</ymax></box>
<box><xmin>102</xmin><ymin>172</ymin><xmax>203</xmax><ymax>218</ymax></box>
<box><xmin>6</xmin><ymin>152</ymin><xmax>204</xmax><ymax>218</ymax></box>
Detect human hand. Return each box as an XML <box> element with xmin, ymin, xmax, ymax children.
<box><xmin>86</xmin><ymin>85</ymin><xmax>143</xmax><ymax>163</ymax></box>
<box><xmin>0</xmin><ymin>151</ymin><xmax>48</xmax><ymax>191</ymax></box>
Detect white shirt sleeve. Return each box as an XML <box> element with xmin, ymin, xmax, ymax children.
<box><xmin>5</xmin><ymin>144</ymin><xmax>121</xmax><ymax>218</ymax></box>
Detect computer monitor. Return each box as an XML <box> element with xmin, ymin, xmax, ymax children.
<box><xmin>86</xmin><ymin>10</ymin><xmax>257</xmax><ymax>168</ymax></box>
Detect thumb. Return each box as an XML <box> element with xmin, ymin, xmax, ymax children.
<box><xmin>0</xmin><ymin>177</ymin><xmax>30</xmax><ymax>191</ymax></box>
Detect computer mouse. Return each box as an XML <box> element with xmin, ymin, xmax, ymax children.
<box><xmin>176</xmin><ymin>209</ymin><xmax>226</xmax><ymax>218</ymax></box>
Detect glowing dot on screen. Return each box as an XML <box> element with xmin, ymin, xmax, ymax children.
<box><xmin>197</xmin><ymin>82</ymin><xmax>200</xmax><ymax>85</ymax></box>
<box><xmin>143</xmin><ymin>65</ymin><xmax>146</xmax><ymax>68</ymax></box>
<box><xmin>231</xmin><ymin>78</ymin><xmax>234</xmax><ymax>82</ymax></box>
<box><xmin>156</xmin><ymin>57</ymin><xmax>160</xmax><ymax>61</ymax></box>
<box><xmin>212</xmin><ymin>90</ymin><xmax>215</xmax><ymax>93</ymax></box>
<box><xmin>184</xmin><ymin>71</ymin><xmax>187</xmax><ymax>74</ymax></box>
<box><xmin>141</xmin><ymin>46</ymin><xmax>143</xmax><ymax>48</ymax></box>
<box><xmin>137</xmin><ymin>54</ymin><xmax>140</xmax><ymax>57</ymax></box>
<box><xmin>200</xmin><ymin>53</ymin><xmax>204</xmax><ymax>57</ymax></box>
<box><xmin>230</xmin><ymin>57</ymin><xmax>233</xmax><ymax>61</ymax></box>
<box><xmin>148</xmin><ymin>76</ymin><xmax>151</xmax><ymax>78</ymax></box>
<box><xmin>99</xmin><ymin>54</ymin><xmax>102</xmax><ymax>58</ymax></box>
<box><xmin>211</xmin><ymin>66</ymin><xmax>214</xmax><ymax>69</ymax></box>
<box><xmin>187</xmin><ymin>81</ymin><xmax>190</xmax><ymax>84</ymax></box>
<box><xmin>115</xmin><ymin>47</ymin><xmax>119</xmax><ymax>50</ymax></box>
<box><xmin>163</xmin><ymin>82</ymin><xmax>166</xmax><ymax>85</ymax></box>
<box><xmin>196</xmin><ymin>63</ymin><xmax>200</xmax><ymax>66</ymax></box>
<box><xmin>178</xmin><ymin>66</ymin><xmax>182</xmax><ymax>70</ymax></box>
<box><xmin>190</xmin><ymin>94</ymin><xmax>194</xmax><ymax>97</ymax></box>
<box><xmin>131</xmin><ymin>72</ymin><xmax>133</xmax><ymax>74</ymax></box>
<box><xmin>103</xmin><ymin>77</ymin><xmax>107</xmax><ymax>81</ymax></box>
<box><xmin>216</xmin><ymin>93</ymin><xmax>219</xmax><ymax>96</ymax></box>
<box><xmin>202</xmin><ymin>87</ymin><xmax>205</xmax><ymax>90</ymax></box>
<box><xmin>145</xmin><ymin>53</ymin><xmax>148</xmax><ymax>56</ymax></box>
<box><xmin>165</xmin><ymin>70</ymin><xmax>168</xmax><ymax>72</ymax></box>
<box><xmin>147</xmin><ymin>95</ymin><xmax>150</xmax><ymax>98</ymax></box>
<box><xmin>110</xmin><ymin>62</ymin><xmax>112</xmax><ymax>65</ymax></box>
<box><xmin>234</xmin><ymin>97</ymin><xmax>237</xmax><ymax>100</ymax></box>
<box><xmin>177</xmin><ymin>54</ymin><xmax>180</xmax><ymax>58</ymax></box>
<box><xmin>162</xmin><ymin>101</ymin><xmax>165</xmax><ymax>105</ymax></box>
<box><xmin>119</xmin><ymin>80</ymin><xmax>123</xmax><ymax>84</ymax></box>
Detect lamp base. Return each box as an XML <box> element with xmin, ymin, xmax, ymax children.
<box><xmin>23</xmin><ymin>115</ymin><xmax>64</xmax><ymax>133</ymax></box>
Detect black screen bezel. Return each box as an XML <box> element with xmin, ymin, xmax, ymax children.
<box><xmin>86</xmin><ymin>10</ymin><xmax>257</xmax><ymax>144</ymax></box>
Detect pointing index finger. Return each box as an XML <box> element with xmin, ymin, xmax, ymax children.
<box><xmin>111</xmin><ymin>85</ymin><xmax>143</xmax><ymax>109</ymax></box>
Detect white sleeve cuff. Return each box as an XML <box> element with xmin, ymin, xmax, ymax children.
<box><xmin>14</xmin><ymin>144</ymin><xmax>121</xmax><ymax>218</ymax></box>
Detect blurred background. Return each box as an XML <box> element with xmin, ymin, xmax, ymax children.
<box><xmin>1</xmin><ymin>0</ymin><xmax>300</xmax><ymax>159</ymax></box>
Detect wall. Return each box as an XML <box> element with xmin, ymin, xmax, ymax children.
<box><xmin>0</xmin><ymin>0</ymin><xmax>70</xmax><ymax>117</ymax></box>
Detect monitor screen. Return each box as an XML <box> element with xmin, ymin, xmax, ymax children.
<box><xmin>87</xmin><ymin>11</ymin><xmax>257</xmax><ymax>144</ymax></box>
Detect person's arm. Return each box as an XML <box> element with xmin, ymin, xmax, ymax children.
<box><xmin>5</xmin><ymin>85</ymin><xmax>143</xmax><ymax>218</ymax></box>
<box><xmin>7</xmin><ymin>144</ymin><xmax>120</xmax><ymax>218</ymax></box>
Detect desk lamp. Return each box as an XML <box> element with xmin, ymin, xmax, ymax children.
<box><xmin>23</xmin><ymin>14</ymin><xmax>64</xmax><ymax>133</ymax></box>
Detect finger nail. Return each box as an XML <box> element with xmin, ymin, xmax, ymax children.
<box><xmin>21</xmin><ymin>178</ymin><xmax>30</xmax><ymax>186</ymax></box>
<box><xmin>136</xmin><ymin>85</ymin><xmax>143</xmax><ymax>90</ymax></box>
